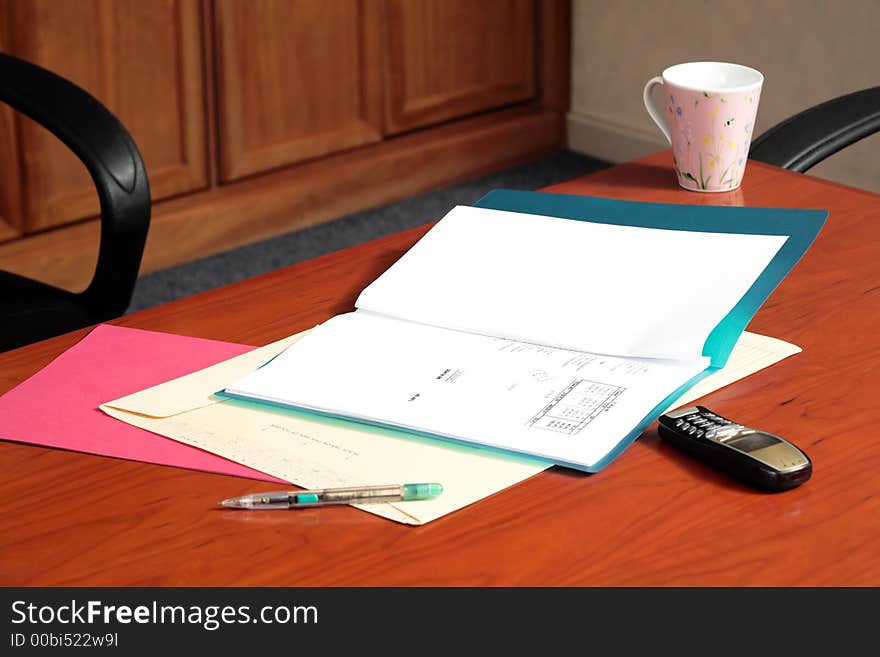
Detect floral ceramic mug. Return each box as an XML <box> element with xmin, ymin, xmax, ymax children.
<box><xmin>644</xmin><ymin>62</ymin><xmax>763</xmax><ymax>192</ymax></box>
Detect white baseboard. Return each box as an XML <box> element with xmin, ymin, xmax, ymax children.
<box><xmin>566</xmin><ymin>111</ymin><xmax>667</xmax><ymax>163</ymax></box>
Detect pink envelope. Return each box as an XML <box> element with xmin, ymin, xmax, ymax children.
<box><xmin>0</xmin><ymin>324</ymin><xmax>285</xmax><ymax>483</ymax></box>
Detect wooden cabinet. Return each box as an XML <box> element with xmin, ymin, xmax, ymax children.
<box><xmin>0</xmin><ymin>0</ymin><xmax>207</xmax><ymax>233</ymax></box>
<box><xmin>383</xmin><ymin>0</ymin><xmax>535</xmax><ymax>135</ymax></box>
<box><xmin>0</xmin><ymin>0</ymin><xmax>569</xmax><ymax>294</ymax></box>
<box><xmin>214</xmin><ymin>0</ymin><xmax>383</xmax><ymax>181</ymax></box>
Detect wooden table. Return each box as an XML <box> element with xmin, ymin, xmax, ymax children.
<box><xmin>2</xmin><ymin>151</ymin><xmax>878</xmax><ymax>586</ymax></box>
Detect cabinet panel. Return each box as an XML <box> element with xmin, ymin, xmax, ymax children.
<box><xmin>214</xmin><ymin>0</ymin><xmax>383</xmax><ymax>182</ymax></box>
<box><xmin>4</xmin><ymin>0</ymin><xmax>207</xmax><ymax>233</ymax></box>
<box><xmin>0</xmin><ymin>103</ymin><xmax>22</xmax><ymax>242</ymax></box>
<box><xmin>383</xmin><ymin>0</ymin><xmax>536</xmax><ymax>135</ymax></box>
<box><xmin>0</xmin><ymin>7</ymin><xmax>23</xmax><ymax>240</ymax></box>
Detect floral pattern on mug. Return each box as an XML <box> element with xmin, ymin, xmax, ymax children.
<box><xmin>665</xmin><ymin>87</ymin><xmax>760</xmax><ymax>192</ymax></box>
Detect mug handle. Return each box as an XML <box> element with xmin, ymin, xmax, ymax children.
<box><xmin>643</xmin><ymin>76</ymin><xmax>671</xmax><ymax>144</ymax></box>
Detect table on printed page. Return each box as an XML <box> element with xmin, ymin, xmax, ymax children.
<box><xmin>1</xmin><ymin>152</ymin><xmax>877</xmax><ymax>586</ymax></box>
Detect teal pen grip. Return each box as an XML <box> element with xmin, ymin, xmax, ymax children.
<box><xmin>401</xmin><ymin>483</ymin><xmax>443</xmax><ymax>501</ymax></box>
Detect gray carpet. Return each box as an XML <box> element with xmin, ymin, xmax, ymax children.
<box><xmin>128</xmin><ymin>150</ymin><xmax>610</xmax><ymax>313</ymax></box>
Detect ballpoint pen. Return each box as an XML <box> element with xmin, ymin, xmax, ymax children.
<box><xmin>219</xmin><ymin>482</ymin><xmax>443</xmax><ymax>510</ymax></box>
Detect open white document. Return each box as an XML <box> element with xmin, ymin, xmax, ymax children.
<box><xmin>224</xmin><ymin>205</ymin><xmax>791</xmax><ymax>471</ymax></box>
<box><xmin>227</xmin><ymin>312</ymin><xmax>711</xmax><ymax>469</ymax></box>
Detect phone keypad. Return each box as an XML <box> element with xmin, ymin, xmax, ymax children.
<box><xmin>674</xmin><ymin>411</ymin><xmax>745</xmax><ymax>441</ymax></box>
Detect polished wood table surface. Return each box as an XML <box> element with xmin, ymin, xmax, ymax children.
<box><xmin>2</xmin><ymin>151</ymin><xmax>878</xmax><ymax>586</ymax></box>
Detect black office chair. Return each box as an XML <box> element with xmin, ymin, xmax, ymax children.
<box><xmin>0</xmin><ymin>52</ymin><xmax>151</xmax><ymax>353</ymax></box>
<box><xmin>749</xmin><ymin>86</ymin><xmax>880</xmax><ymax>173</ymax></box>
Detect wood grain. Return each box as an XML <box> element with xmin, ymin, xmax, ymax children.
<box><xmin>8</xmin><ymin>152</ymin><xmax>872</xmax><ymax>586</ymax></box>
<box><xmin>213</xmin><ymin>0</ymin><xmax>384</xmax><ymax>181</ymax></box>
<box><xmin>537</xmin><ymin>0</ymin><xmax>570</xmax><ymax>111</ymax></box>
<box><xmin>3</xmin><ymin>0</ymin><xmax>208</xmax><ymax>232</ymax></box>
<box><xmin>383</xmin><ymin>0</ymin><xmax>535</xmax><ymax>134</ymax></box>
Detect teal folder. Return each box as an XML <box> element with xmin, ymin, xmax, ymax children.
<box><xmin>224</xmin><ymin>191</ymin><xmax>828</xmax><ymax>473</ymax></box>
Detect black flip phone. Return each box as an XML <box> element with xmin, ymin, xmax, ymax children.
<box><xmin>657</xmin><ymin>405</ymin><xmax>812</xmax><ymax>492</ymax></box>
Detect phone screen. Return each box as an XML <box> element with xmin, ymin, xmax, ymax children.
<box><xmin>726</xmin><ymin>432</ymin><xmax>780</xmax><ymax>453</ymax></box>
